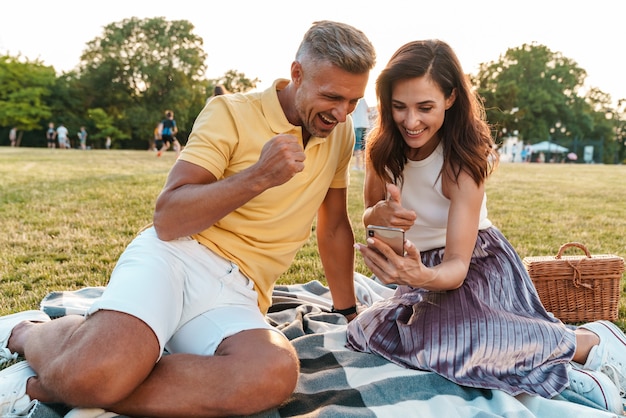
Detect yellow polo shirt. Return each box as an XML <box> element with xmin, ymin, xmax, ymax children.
<box><xmin>179</xmin><ymin>79</ymin><xmax>354</xmax><ymax>312</ymax></box>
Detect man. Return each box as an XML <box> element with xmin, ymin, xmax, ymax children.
<box><xmin>46</xmin><ymin>123</ymin><xmax>56</xmax><ymax>148</ymax></box>
<box><xmin>9</xmin><ymin>127</ymin><xmax>17</xmax><ymax>147</ymax></box>
<box><xmin>156</xmin><ymin>110</ymin><xmax>178</xmax><ymax>157</ymax></box>
<box><xmin>56</xmin><ymin>123</ymin><xmax>69</xmax><ymax>149</ymax></box>
<box><xmin>77</xmin><ymin>126</ymin><xmax>88</xmax><ymax>150</ymax></box>
<box><xmin>0</xmin><ymin>20</ymin><xmax>375</xmax><ymax>417</ymax></box>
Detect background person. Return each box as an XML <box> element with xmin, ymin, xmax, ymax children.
<box><xmin>156</xmin><ymin>110</ymin><xmax>177</xmax><ymax>157</ymax></box>
<box><xmin>46</xmin><ymin>123</ymin><xmax>56</xmax><ymax>148</ymax></box>
<box><xmin>152</xmin><ymin>121</ymin><xmax>161</xmax><ymax>152</ymax></box>
<box><xmin>56</xmin><ymin>123</ymin><xmax>69</xmax><ymax>149</ymax></box>
<box><xmin>351</xmin><ymin>98</ymin><xmax>369</xmax><ymax>170</ymax></box>
<box><xmin>9</xmin><ymin>127</ymin><xmax>17</xmax><ymax>147</ymax></box>
<box><xmin>206</xmin><ymin>85</ymin><xmax>230</xmax><ymax>105</ymax></box>
<box><xmin>77</xmin><ymin>126</ymin><xmax>88</xmax><ymax>150</ymax></box>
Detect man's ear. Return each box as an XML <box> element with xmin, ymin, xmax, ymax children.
<box><xmin>291</xmin><ymin>61</ymin><xmax>303</xmax><ymax>86</ymax></box>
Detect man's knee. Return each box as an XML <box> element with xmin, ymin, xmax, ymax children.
<box><xmin>217</xmin><ymin>330</ymin><xmax>299</xmax><ymax>413</ymax></box>
<box><xmin>259</xmin><ymin>335</ymin><xmax>299</xmax><ymax>402</ymax></box>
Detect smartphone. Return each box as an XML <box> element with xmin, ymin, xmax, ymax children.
<box><xmin>366</xmin><ymin>225</ymin><xmax>405</xmax><ymax>256</ymax></box>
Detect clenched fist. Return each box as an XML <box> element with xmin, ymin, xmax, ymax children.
<box><xmin>254</xmin><ymin>134</ymin><xmax>306</xmax><ymax>188</ymax></box>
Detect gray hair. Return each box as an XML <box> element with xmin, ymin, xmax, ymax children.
<box><xmin>295</xmin><ymin>20</ymin><xmax>376</xmax><ymax>73</ymax></box>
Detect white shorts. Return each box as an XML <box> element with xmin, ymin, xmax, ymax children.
<box><xmin>87</xmin><ymin>226</ymin><xmax>281</xmax><ymax>356</ymax></box>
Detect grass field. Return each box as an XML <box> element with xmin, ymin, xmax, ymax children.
<box><xmin>1</xmin><ymin>147</ymin><xmax>625</xmax><ymax>328</ymax></box>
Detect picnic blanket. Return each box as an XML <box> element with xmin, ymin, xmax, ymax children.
<box><xmin>28</xmin><ymin>273</ymin><xmax>619</xmax><ymax>418</ymax></box>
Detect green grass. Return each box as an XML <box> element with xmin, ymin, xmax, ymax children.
<box><xmin>1</xmin><ymin>148</ymin><xmax>625</xmax><ymax>328</ymax></box>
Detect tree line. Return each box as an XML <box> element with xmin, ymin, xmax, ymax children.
<box><xmin>1</xmin><ymin>17</ymin><xmax>624</xmax><ymax>163</ymax></box>
<box><xmin>473</xmin><ymin>43</ymin><xmax>625</xmax><ymax>164</ymax></box>
<box><xmin>0</xmin><ymin>17</ymin><xmax>258</xmax><ymax>150</ymax></box>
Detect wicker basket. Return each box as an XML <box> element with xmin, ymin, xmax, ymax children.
<box><xmin>523</xmin><ymin>242</ymin><xmax>625</xmax><ymax>323</ymax></box>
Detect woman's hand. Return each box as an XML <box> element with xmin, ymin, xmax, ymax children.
<box><xmin>364</xmin><ymin>184</ymin><xmax>416</xmax><ymax>231</ymax></box>
<box><xmin>356</xmin><ymin>238</ymin><xmax>431</xmax><ymax>288</ymax></box>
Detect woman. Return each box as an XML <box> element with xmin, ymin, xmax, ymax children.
<box><xmin>347</xmin><ymin>40</ymin><xmax>626</xmax><ymax>414</ymax></box>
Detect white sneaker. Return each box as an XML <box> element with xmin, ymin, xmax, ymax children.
<box><xmin>580</xmin><ymin>320</ymin><xmax>626</xmax><ymax>396</ymax></box>
<box><xmin>0</xmin><ymin>348</ymin><xmax>19</xmax><ymax>371</ymax></box>
<box><xmin>567</xmin><ymin>363</ymin><xmax>623</xmax><ymax>413</ymax></box>
<box><xmin>0</xmin><ymin>361</ymin><xmax>36</xmax><ymax>416</ymax></box>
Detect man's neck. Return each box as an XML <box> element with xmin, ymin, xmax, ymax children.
<box><xmin>277</xmin><ymin>84</ymin><xmax>311</xmax><ymax>146</ymax></box>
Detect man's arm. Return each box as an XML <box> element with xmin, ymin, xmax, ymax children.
<box><xmin>153</xmin><ymin>134</ymin><xmax>305</xmax><ymax>241</ymax></box>
<box><xmin>316</xmin><ymin>187</ymin><xmax>357</xmax><ymax>317</ymax></box>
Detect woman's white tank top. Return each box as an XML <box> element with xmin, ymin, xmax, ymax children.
<box><xmin>399</xmin><ymin>143</ymin><xmax>492</xmax><ymax>251</ymax></box>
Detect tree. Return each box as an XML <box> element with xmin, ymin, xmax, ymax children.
<box><xmin>614</xmin><ymin>99</ymin><xmax>626</xmax><ymax>163</ymax></box>
<box><xmin>474</xmin><ymin>43</ymin><xmax>589</xmax><ymax>146</ymax></box>
<box><xmin>1</xmin><ymin>18</ymin><xmax>262</xmax><ymax>149</ymax></box>
<box><xmin>210</xmin><ymin>69</ymin><xmax>260</xmax><ymax>94</ymax></box>
<box><xmin>47</xmin><ymin>71</ymin><xmax>90</xmax><ymax>145</ymax></box>
<box><xmin>0</xmin><ymin>55</ymin><xmax>56</xmax><ymax>145</ymax></box>
<box><xmin>88</xmin><ymin>108</ymin><xmax>129</xmax><ymax>149</ymax></box>
<box><xmin>586</xmin><ymin>90</ymin><xmax>624</xmax><ymax>164</ymax></box>
<box><xmin>76</xmin><ymin>17</ymin><xmax>209</xmax><ymax>146</ymax></box>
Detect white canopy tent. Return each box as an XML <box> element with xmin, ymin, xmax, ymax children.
<box><xmin>529</xmin><ymin>141</ymin><xmax>569</xmax><ymax>153</ymax></box>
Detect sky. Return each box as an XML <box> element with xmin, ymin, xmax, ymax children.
<box><xmin>1</xmin><ymin>0</ymin><xmax>624</xmax><ymax>106</ymax></box>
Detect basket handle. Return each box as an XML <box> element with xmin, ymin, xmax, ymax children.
<box><xmin>556</xmin><ymin>242</ymin><xmax>591</xmax><ymax>259</ymax></box>
<box><xmin>556</xmin><ymin>242</ymin><xmax>594</xmax><ymax>290</ymax></box>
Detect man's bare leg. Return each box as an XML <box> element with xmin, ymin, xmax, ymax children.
<box><xmin>106</xmin><ymin>329</ymin><xmax>299</xmax><ymax>417</ymax></box>
<box><xmin>11</xmin><ymin>311</ymin><xmax>299</xmax><ymax>417</ymax></box>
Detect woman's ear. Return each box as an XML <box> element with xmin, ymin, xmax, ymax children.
<box><xmin>445</xmin><ymin>88</ymin><xmax>457</xmax><ymax>110</ymax></box>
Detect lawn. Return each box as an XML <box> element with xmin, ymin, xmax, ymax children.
<box><xmin>1</xmin><ymin>148</ymin><xmax>625</xmax><ymax>328</ymax></box>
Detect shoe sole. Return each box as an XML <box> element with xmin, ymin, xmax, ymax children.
<box><xmin>0</xmin><ymin>311</ymin><xmax>50</xmax><ymax>347</ymax></box>
<box><xmin>568</xmin><ymin>365</ymin><xmax>622</xmax><ymax>412</ymax></box>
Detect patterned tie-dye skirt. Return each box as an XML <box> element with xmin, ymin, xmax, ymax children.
<box><xmin>346</xmin><ymin>226</ymin><xmax>576</xmax><ymax>398</ymax></box>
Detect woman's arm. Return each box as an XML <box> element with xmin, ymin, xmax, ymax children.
<box><xmin>429</xmin><ymin>170</ymin><xmax>483</xmax><ymax>289</ymax></box>
<box><xmin>362</xmin><ymin>162</ymin><xmax>416</xmax><ymax>230</ymax></box>
<box><xmin>358</xmin><ymin>170</ymin><xmax>483</xmax><ymax>291</ymax></box>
